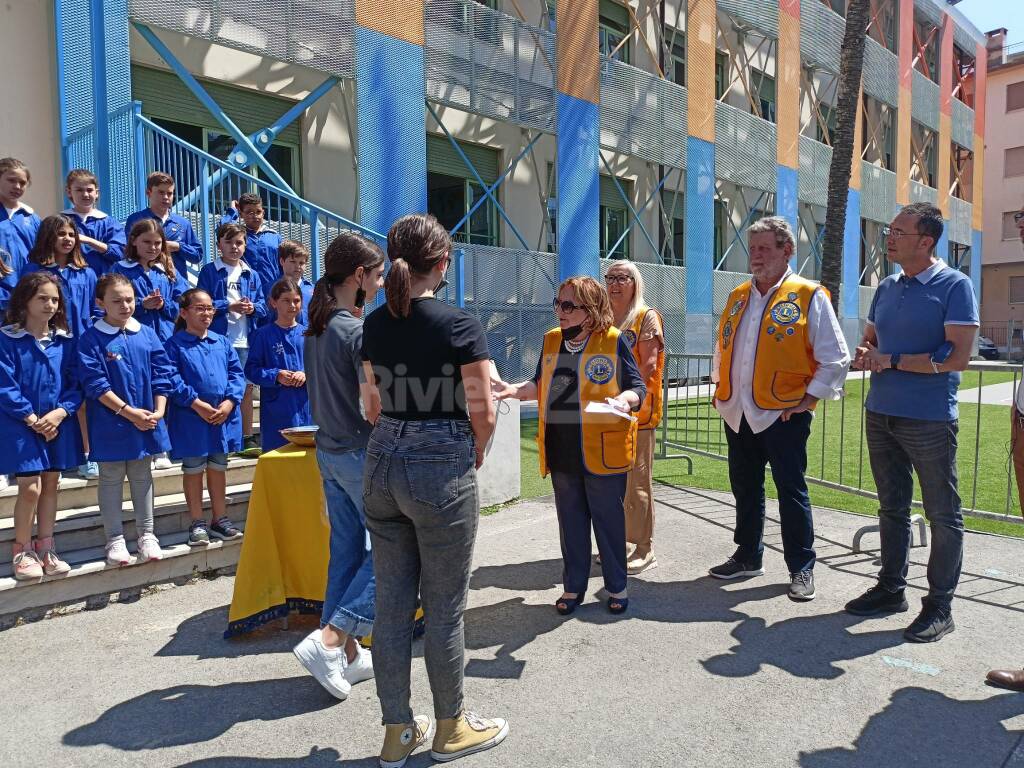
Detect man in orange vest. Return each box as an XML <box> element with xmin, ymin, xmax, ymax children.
<box><xmin>710</xmin><ymin>216</ymin><xmax>850</xmax><ymax>601</ymax></box>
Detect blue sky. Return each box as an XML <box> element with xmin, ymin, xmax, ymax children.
<box><xmin>954</xmin><ymin>0</ymin><xmax>1019</xmax><ymax>45</ymax></box>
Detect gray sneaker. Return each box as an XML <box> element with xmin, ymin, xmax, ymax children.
<box><xmin>187</xmin><ymin>520</ymin><xmax>210</xmax><ymax>547</ymax></box>
<box><xmin>788</xmin><ymin>570</ymin><xmax>816</xmax><ymax>601</ymax></box>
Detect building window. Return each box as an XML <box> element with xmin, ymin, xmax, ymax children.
<box><xmin>665</xmin><ymin>26</ymin><xmax>686</xmax><ymax>86</ymax></box>
<box><xmin>750</xmin><ymin>68</ymin><xmax>777</xmax><ymax>123</ymax></box>
<box><xmin>715</xmin><ymin>51</ymin><xmax>729</xmax><ymax>100</ymax></box>
<box><xmin>713</xmin><ymin>198</ymin><xmax>727</xmax><ymax>269</ymax></box>
<box><xmin>1006</xmin><ymin>146</ymin><xmax>1024</xmax><ymax>178</ymax></box>
<box><xmin>600</xmin><ymin>0</ymin><xmax>631</xmax><ymax>63</ymax></box>
<box><xmin>661</xmin><ymin>189</ymin><xmax>684</xmax><ymax>266</ymax></box>
<box><xmin>600</xmin><ymin>174</ymin><xmax>632</xmax><ymax>260</ymax></box>
<box><xmin>816</xmin><ymin>104</ymin><xmax>838</xmax><ymax>145</ymax></box>
<box><xmin>1011</xmin><ymin>276</ymin><xmax>1024</xmax><ymax>305</ymax></box>
<box><xmin>1004</xmin><ymin>211</ymin><xmax>1024</xmax><ymax>241</ymax></box>
<box><xmin>1008</xmin><ymin>82</ymin><xmax>1024</xmax><ymax>112</ymax></box>
<box><xmin>426</xmin><ymin>135</ymin><xmax>500</xmax><ymax>247</ymax></box>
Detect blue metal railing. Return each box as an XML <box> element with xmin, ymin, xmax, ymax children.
<box><xmin>136</xmin><ymin>113</ymin><xmax>385</xmax><ymax>279</ymax></box>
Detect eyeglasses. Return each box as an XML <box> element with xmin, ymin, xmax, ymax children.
<box><xmin>189</xmin><ymin>305</ymin><xmax>216</xmax><ymax>314</ymax></box>
<box><xmin>881</xmin><ymin>225</ymin><xmax>924</xmax><ymax>242</ymax></box>
<box><xmin>553</xmin><ymin>299</ymin><xmax>584</xmax><ymax>314</ymax></box>
<box><xmin>1015</xmin><ymin>211</ymin><xmax>1024</xmax><ymax>223</ymax></box>
<box><xmin>604</xmin><ymin>274</ymin><xmax>634</xmax><ymax>285</ymax></box>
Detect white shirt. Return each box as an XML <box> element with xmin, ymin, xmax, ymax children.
<box><xmin>219</xmin><ymin>259</ymin><xmax>248</xmax><ymax>348</ymax></box>
<box><xmin>713</xmin><ymin>269</ymin><xmax>851</xmax><ymax>435</ymax></box>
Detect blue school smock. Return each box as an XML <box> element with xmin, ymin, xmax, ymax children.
<box><xmin>77</xmin><ymin>317</ymin><xmax>174</xmax><ymax>461</ymax></box>
<box><xmin>244</xmin><ymin>322</ymin><xmax>311</xmax><ymax>451</ymax></box>
<box><xmin>124</xmin><ymin>208</ymin><xmax>203</xmax><ymax>281</ymax></box>
<box><xmin>196</xmin><ymin>258</ymin><xmax>268</xmax><ymax>341</ymax></box>
<box><xmin>0</xmin><ymin>245</ymin><xmax>20</xmax><ymax>313</ymax></box>
<box><xmin>64</xmin><ymin>208</ymin><xmax>126</xmax><ymax>275</ymax></box>
<box><xmin>0</xmin><ymin>326</ymin><xmax>85</xmax><ymax>474</ymax></box>
<box><xmin>22</xmin><ymin>261</ymin><xmax>99</xmax><ymax>340</ymax></box>
<box><xmin>164</xmin><ymin>329</ymin><xmax>245</xmax><ymax>459</ymax></box>
<box><xmin>0</xmin><ymin>204</ymin><xmax>40</xmax><ymax>268</ymax></box>
<box><xmin>220</xmin><ymin>209</ymin><xmax>282</xmax><ymax>294</ymax></box>
<box><xmin>267</xmin><ymin>278</ymin><xmax>315</xmax><ymax>327</ymax></box>
<box><xmin>112</xmin><ymin>259</ymin><xmax>182</xmax><ymax>344</ymax></box>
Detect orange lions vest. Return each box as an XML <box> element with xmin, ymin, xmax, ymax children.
<box><xmin>623</xmin><ymin>307</ymin><xmax>664</xmax><ymax>430</ymax></box>
<box><xmin>715</xmin><ymin>274</ymin><xmax>821</xmax><ymax>410</ymax></box>
<box><xmin>536</xmin><ymin>327</ymin><xmax>638</xmax><ymax>478</ymax></box>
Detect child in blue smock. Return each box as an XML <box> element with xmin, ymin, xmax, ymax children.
<box><xmin>221</xmin><ymin>193</ymin><xmax>282</xmax><ymax>294</ymax></box>
<box><xmin>113</xmin><ymin>218</ymin><xmax>183</xmax><ymax>344</ymax></box>
<box><xmin>197</xmin><ymin>222</ymin><xmax>267</xmax><ymax>453</ymax></box>
<box><xmin>245</xmin><ymin>278</ymin><xmax>312</xmax><ymax>452</ymax></box>
<box><xmin>165</xmin><ymin>288</ymin><xmax>246</xmax><ymax>546</ymax></box>
<box><xmin>0</xmin><ymin>157</ymin><xmax>41</xmax><ymax>268</ymax></box>
<box><xmin>0</xmin><ymin>273</ymin><xmax>85</xmax><ymax>580</ymax></box>
<box><xmin>77</xmin><ymin>273</ymin><xmax>174</xmax><ymax>567</ymax></box>
<box><xmin>125</xmin><ymin>171</ymin><xmax>203</xmax><ymax>282</ymax></box>
<box><xmin>0</xmin><ymin>247</ymin><xmax>16</xmax><ymax>314</ymax></box>
<box><xmin>64</xmin><ymin>168</ymin><xmax>127</xmax><ymax>275</ymax></box>
<box><xmin>273</xmin><ymin>241</ymin><xmax>315</xmax><ymax>327</ymax></box>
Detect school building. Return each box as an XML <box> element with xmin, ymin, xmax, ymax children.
<box><xmin>2</xmin><ymin>0</ymin><xmax>987</xmax><ymax>379</ymax></box>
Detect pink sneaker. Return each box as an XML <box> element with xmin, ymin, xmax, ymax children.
<box><xmin>136</xmin><ymin>532</ymin><xmax>163</xmax><ymax>563</ymax></box>
<box><xmin>105</xmin><ymin>537</ymin><xmax>133</xmax><ymax>566</ymax></box>
<box><xmin>36</xmin><ymin>536</ymin><xmax>71</xmax><ymax>576</ymax></box>
<box><xmin>12</xmin><ymin>542</ymin><xmax>43</xmax><ymax>580</ymax></box>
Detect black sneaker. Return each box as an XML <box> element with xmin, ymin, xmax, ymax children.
<box><xmin>844</xmin><ymin>584</ymin><xmax>909</xmax><ymax>615</ymax></box>
<box><xmin>187</xmin><ymin>520</ymin><xmax>210</xmax><ymax>547</ymax></box>
<box><xmin>210</xmin><ymin>516</ymin><xmax>243</xmax><ymax>541</ymax></box>
<box><xmin>709</xmin><ymin>556</ymin><xmax>765</xmax><ymax>580</ymax></box>
<box><xmin>904</xmin><ymin>601</ymin><xmax>955</xmax><ymax>643</ymax></box>
<box><xmin>788</xmin><ymin>570</ymin><xmax>816</xmax><ymax>601</ymax></box>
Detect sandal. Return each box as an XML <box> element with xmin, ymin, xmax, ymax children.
<box><xmin>555</xmin><ymin>592</ymin><xmax>585</xmax><ymax>616</ymax></box>
<box><xmin>607</xmin><ymin>595</ymin><xmax>629</xmax><ymax>614</ymax></box>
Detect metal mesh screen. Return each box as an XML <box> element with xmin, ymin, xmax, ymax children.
<box><xmin>600</xmin><ymin>59</ymin><xmax>687</xmax><ymax>169</ymax></box>
<box><xmin>862</xmin><ymin>39</ymin><xmax>899</xmax><ymax>107</ymax></box>
<box><xmin>713</xmin><ymin>270</ymin><xmax>752</xmax><ymax>315</ymax></box>
<box><xmin>915</xmin><ymin>0</ymin><xmax>943</xmax><ymax>29</ymax></box>
<box><xmin>717</xmin><ymin>0</ymin><xmax>779</xmax><ymax>38</ymax></box>
<box><xmin>798</xmin><ymin>136</ymin><xmax>832</xmax><ymax>207</ymax></box>
<box><xmin>600</xmin><ymin>258</ymin><xmax>688</xmax><ymax>356</ymax></box>
<box><xmin>909</xmin><ymin>180</ymin><xmax>938</xmax><ymax>205</ymax></box>
<box><xmin>911</xmin><ymin>70</ymin><xmax>940</xmax><ymax>132</ymax></box>
<box><xmin>949</xmin><ymin>197</ymin><xmax>973</xmax><ymax>245</ymax></box>
<box><xmin>859</xmin><ymin>285</ymin><xmax>876</xmax><ymax>319</ymax></box>
<box><xmin>60</xmin><ymin>0</ymin><xmax>95</xmax><ymax>136</ymax></box>
<box><xmin>128</xmin><ymin>0</ymin><xmax>355</xmax><ymax>78</ymax></box>
<box><xmin>800</xmin><ymin>0</ymin><xmax>843</xmax><ymax>74</ymax></box>
<box><xmin>952</xmin><ymin>99</ymin><xmax>975</xmax><ymax>149</ymax></box>
<box><xmin>860</xmin><ymin>162</ymin><xmax>897</xmax><ymax>223</ymax></box>
<box><xmin>952</xmin><ymin>18</ymin><xmax>980</xmax><ymax>53</ymax></box>
<box><xmin>424</xmin><ymin>0</ymin><xmax>555</xmax><ymax>134</ymax></box>
<box><xmin>715</xmin><ymin>104</ymin><xmax>778</xmax><ymax>193</ymax></box>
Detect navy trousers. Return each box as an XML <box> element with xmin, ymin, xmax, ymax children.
<box><xmin>551</xmin><ymin>470</ymin><xmax>628</xmax><ymax>595</ymax></box>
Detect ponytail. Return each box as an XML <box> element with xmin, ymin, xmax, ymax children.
<box><xmin>384</xmin><ymin>258</ymin><xmax>412</xmax><ymax>319</ymax></box>
<box><xmin>304</xmin><ymin>231</ymin><xmax>385</xmax><ymax>337</ymax></box>
<box><xmin>305</xmin><ymin>277</ymin><xmax>337</xmax><ymax>337</ymax></box>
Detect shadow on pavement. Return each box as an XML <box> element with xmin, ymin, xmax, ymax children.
<box><xmin>157</xmin><ymin>606</ymin><xmax>319</xmax><ymax>660</ymax></box>
<box><xmin>173</xmin><ymin>746</ymin><xmax>397</xmax><ymax>767</ymax></box>
<box><xmin>798</xmin><ymin>687</ymin><xmax>1024</xmax><ymax>767</ymax></box>
<box><xmin>63</xmin><ymin>677</ymin><xmax>336</xmax><ymax>750</ymax></box>
<box><xmin>702</xmin><ymin>610</ymin><xmax>906</xmax><ymax>680</ymax></box>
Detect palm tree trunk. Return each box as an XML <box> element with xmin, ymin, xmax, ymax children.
<box><xmin>820</xmin><ymin>0</ymin><xmax>871</xmax><ymax>312</ymax></box>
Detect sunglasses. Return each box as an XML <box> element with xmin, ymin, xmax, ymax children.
<box><xmin>881</xmin><ymin>225</ymin><xmax>925</xmax><ymax>241</ymax></box>
<box><xmin>604</xmin><ymin>274</ymin><xmax>634</xmax><ymax>285</ymax></box>
<box><xmin>1015</xmin><ymin>212</ymin><xmax>1024</xmax><ymax>223</ymax></box>
<box><xmin>553</xmin><ymin>299</ymin><xmax>584</xmax><ymax>313</ymax></box>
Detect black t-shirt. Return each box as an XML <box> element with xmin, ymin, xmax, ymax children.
<box><xmin>362</xmin><ymin>297</ymin><xmax>489</xmax><ymax>421</ymax></box>
<box><xmin>533</xmin><ymin>334</ymin><xmax>646</xmax><ymax>474</ymax></box>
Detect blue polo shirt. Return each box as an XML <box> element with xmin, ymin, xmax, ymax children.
<box><xmin>865</xmin><ymin>260</ymin><xmax>979</xmax><ymax>422</ymax></box>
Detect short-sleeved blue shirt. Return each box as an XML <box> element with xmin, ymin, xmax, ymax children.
<box><xmin>865</xmin><ymin>260</ymin><xmax>979</xmax><ymax>422</ymax></box>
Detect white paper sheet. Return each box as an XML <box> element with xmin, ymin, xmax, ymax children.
<box><xmin>583</xmin><ymin>400</ymin><xmax>637</xmax><ymax>421</ymax></box>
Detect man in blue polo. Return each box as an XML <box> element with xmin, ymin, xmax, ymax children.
<box><xmin>845</xmin><ymin>202</ymin><xmax>979</xmax><ymax>643</ymax></box>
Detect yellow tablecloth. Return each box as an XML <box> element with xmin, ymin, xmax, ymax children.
<box><xmin>225</xmin><ymin>444</ymin><xmax>329</xmax><ymax>637</ymax></box>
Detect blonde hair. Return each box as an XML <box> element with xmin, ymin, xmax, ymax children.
<box><xmin>605</xmin><ymin>259</ymin><xmax>647</xmax><ymax>331</ymax></box>
<box><xmin>559</xmin><ymin>276</ymin><xmax>613</xmax><ymax>335</ymax></box>
<box><xmin>0</xmin><ymin>158</ymin><xmax>31</xmax><ymax>184</ymax></box>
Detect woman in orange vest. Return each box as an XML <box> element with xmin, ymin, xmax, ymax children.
<box><xmin>494</xmin><ymin>276</ymin><xmax>646</xmax><ymax>615</ymax></box>
<box><xmin>605</xmin><ymin>260</ymin><xmax>664</xmax><ymax>575</ymax></box>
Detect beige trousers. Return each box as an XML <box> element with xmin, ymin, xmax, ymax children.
<box><xmin>625</xmin><ymin>428</ymin><xmax>656</xmax><ymax>557</ymax></box>
<box><xmin>1013</xmin><ymin>410</ymin><xmax>1024</xmax><ymax>517</ymax></box>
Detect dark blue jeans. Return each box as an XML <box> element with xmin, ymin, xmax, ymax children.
<box><xmin>724</xmin><ymin>412</ymin><xmax>816</xmax><ymax>573</ymax></box>
<box><xmin>550</xmin><ymin>470</ymin><xmax>628</xmax><ymax>595</ymax></box>
<box><xmin>866</xmin><ymin>410</ymin><xmax>963</xmax><ymax>610</ymax></box>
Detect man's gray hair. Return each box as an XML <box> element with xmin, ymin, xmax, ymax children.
<box><xmin>748</xmin><ymin>216</ymin><xmax>796</xmax><ymax>251</ymax></box>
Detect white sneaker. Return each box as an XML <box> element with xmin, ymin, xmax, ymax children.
<box><xmin>136</xmin><ymin>532</ymin><xmax>163</xmax><ymax>563</ymax></box>
<box><xmin>105</xmin><ymin>537</ymin><xmax>133</xmax><ymax>566</ymax></box>
<box><xmin>0</xmin><ymin>474</ymin><xmax>9</xmax><ymax>492</ymax></box>
<box><xmin>344</xmin><ymin>642</ymin><xmax>375</xmax><ymax>686</ymax></box>
<box><xmin>293</xmin><ymin>628</ymin><xmax>352</xmax><ymax>700</ymax></box>
<box><xmin>152</xmin><ymin>454</ymin><xmax>173</xmax><ymax>470</ymax></box>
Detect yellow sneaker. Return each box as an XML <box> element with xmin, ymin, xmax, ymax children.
<box><xmin>430</xmin><ymin>710</ymin><xmax>509</xmax><ymax>762</ymax></box>
<box><xmin>379</xmin><ymin>715</ymin><xmax>432</xmax><ymax>768</ymax></box>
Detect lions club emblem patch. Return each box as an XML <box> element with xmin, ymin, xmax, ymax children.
<box><xmin>585</xmin><ymin>355</ymin><xmax>615</xmax><ymax>385</ymax></box>
<box><xmin>622</xmin><ymin>329</ymin><xmax>638</xmax><ymax>347</ymax></box>
<box><xmin>769</xmin><ymin>301</ymin><xmax>801</xmax><ymax>326</ymax></box>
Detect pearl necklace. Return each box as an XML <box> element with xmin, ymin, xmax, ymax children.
<box><xmin>564</xmin><ymin>334</ymin><xmax>588</xmax><ymax>354</ymax></box>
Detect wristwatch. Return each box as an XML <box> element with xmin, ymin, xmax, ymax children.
<box><xmin>889</xmin><ymin>352</ymin><xmax>901</xmax><ymax>370</ymax></box>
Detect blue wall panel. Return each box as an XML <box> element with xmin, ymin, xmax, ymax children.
<box><xmin>685</xmin><ymin>137</ymin><xmax>715</xmax><ymax>315</ymax></box>
<box><xmin>842</xmin><ymin>189</ymin><xmax>861</xmax><ymax>321</ymax></box>
<box><xmin>556</xmin><ymin>93</ymin><xmax>600</xmax><ymax>280</ymax></box>
<box><xmin>971</xmin><ymin>228</ymin><xmax>982</xmax><ymax>301</ymax></box>
<box><xmin>937</xmin><ymin>221</ymin><xmax>950</xmax><ymax>267</ymax></box>
<box><xmin>776</xmin><ymin>165</ymin><xmax>799</xmax><ymax>270</ymax></box>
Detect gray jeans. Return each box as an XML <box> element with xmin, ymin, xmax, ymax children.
<box><xmin>98</xmin><ymin>458</ymin><xmax>154</xmax><ymax>540</ymax></box>
<box><xmin>363</xmin><ymin>415</ymin><xmax>478</xmax><ymax>725</ymax></box>
<box><xmin>866</xmin><ymin>410</ymin><xmax>964</xmax><ymax>610</ymax></box>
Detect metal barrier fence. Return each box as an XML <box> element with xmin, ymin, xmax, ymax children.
<box><xmin>657</xmin><ymin>353</ymin><xmax>1024</xmax><ymax>521</ymax></box>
